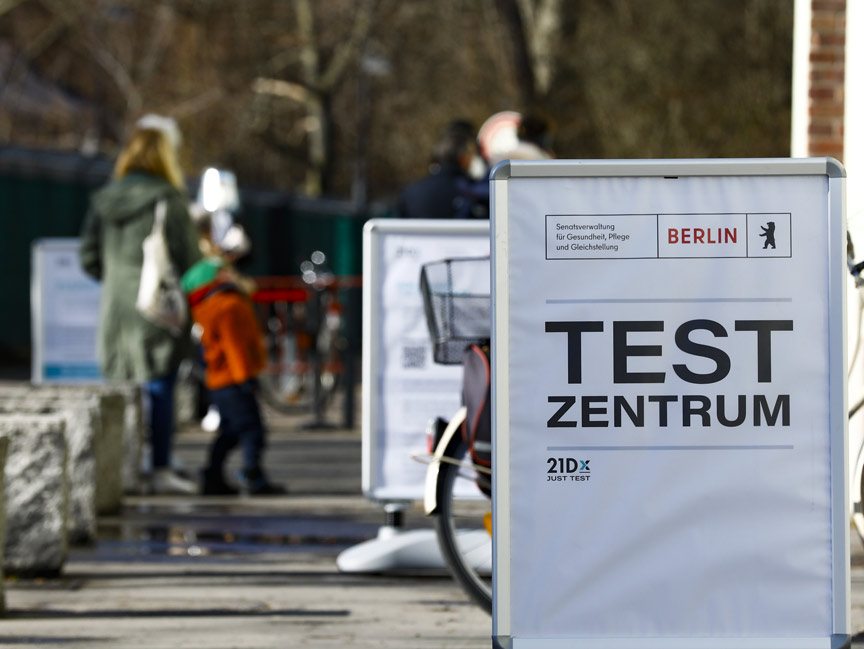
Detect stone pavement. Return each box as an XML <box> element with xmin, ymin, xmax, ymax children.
<box><xmin>1</xmin><ymin>505</ymin><xmax>492</xmax><ymax>649</ymax></box>
<box><xmin>3</xmin><ymin>394</ymin><xmax>864</xmax><ymax>647</ymax></box>
<box><xmin>0</xmin><ymin>399</ymin><xmax>493</xmax><ymax>648</ymax></box>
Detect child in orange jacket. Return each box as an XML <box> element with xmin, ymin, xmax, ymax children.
<box><xmin>182</xmin><ymin>258</ymin><xmax>284</xmax><ymax>495</ymax></box>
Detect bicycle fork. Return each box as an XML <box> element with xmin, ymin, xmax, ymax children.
<box><xmin>423</xmin><ymin>407</ymin><xmax>467</xmax><ymax>515</ymax></box>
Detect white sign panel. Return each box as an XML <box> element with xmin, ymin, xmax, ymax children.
<box><xmin>492</xmin><ymin>160</ymin><xmax>849</xmax><ymax>649</ymax></box>
<box><xmin>31</xmin><ymin>238</ymin><xmax>103</xmax><ymax>383</ymax></box>
<box><xmin>362</xmin><ymin>219</ymin><xmax>490</xmax><ymax>501</ymax></box>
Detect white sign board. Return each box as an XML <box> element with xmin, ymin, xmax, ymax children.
<box><xmin>491</xmin><ymin>159</ymin><xmax>849</xmax><ymax>649</ymax></box>
<box><xmin>31</xmin><ymin>238</ymin><xmax>102</xmax><ymax>383</ymax></box>
<box><xmin>362</xmin><ymin>219</ymin><xmax>490</xmax><ymax>501</ymax></box>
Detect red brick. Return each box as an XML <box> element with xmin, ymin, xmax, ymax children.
<box><xmin>810</xmin><ymin>87</ymin><xmax>841</xmax><ymax>100</ymax></box>
<box><xmin>810</xmin><ymin>104</ymin><xmax>845</xmax><ymax>118</ymax></box>
<box><xmin>809</xmin><ymin>145</ymin><xmax>844</xmax><ymax>159</ymax></box>
<box><xmin>809</xmin><ymin>138</ymin><xmax>844</xmax><ymax>148</ymax></box>
<box><xmin>817</xmin><ymin>34</ymin><xmax>846</xmax><ymax>46</ymax></box>
<box><xmin>809</xmin><ymin>132</ymin><xmax>844</xmax><ymax>143</ymax></box>
<box><xmin>812</xmin><ymin>16</ymin><xmax>838</xmax><ymax>32</ymax></box>
<box><xmin>811</xmin><ymin>68</ymin><xmax>846</xmax><ymax>82</ymax></box>
<box><xmin>812</xmin><ymin>1</ymin><xmax>846</xmax><ymax>12</ymax></box>
<box><xmin>810</xmin><ymin>51</ymin><xmax>839</xmax><ymax>63</ymax></box>
<box><xmin>808</xmin><ymin>124</ymin><xmax>836</xmax><ymax>136</ymax></box>
<box><xmin>809</xmin><ymin>122</ymin><xmax>842</xmax><ymax>134</ymax></box>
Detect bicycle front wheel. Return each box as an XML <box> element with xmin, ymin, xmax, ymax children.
<box><xmin>854</xmin><ymin>442</ymin><xmax>864</xmax><ymax>542</ymax></box>
<box><xmin>258</xmin><ymin>327</ymin><xmax>315</xmax><ymax>414</ymax></box>
<box><xmin>256</xmin><ymin>301</ymin><xmax>340</xmax><ymax>415</ymax></box>
<box><xmin>433</xmin><ymin>440</ymin><xmax>493</xmax><ymax>614</ymax></box>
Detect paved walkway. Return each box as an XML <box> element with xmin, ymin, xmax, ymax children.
<box><xmin>0</xmin><ymin>398</ymin><xmax>493</xmax><ymax>648</ymax></box>
<box><xmin>3</xmin><ymin>393</ymin><xmax>864</xmax><ymax>647</ymax></box>
<box><xmin>1</xmin><ymin>502</ymin><xmax>491</xmax><ymax>648</ymax></box>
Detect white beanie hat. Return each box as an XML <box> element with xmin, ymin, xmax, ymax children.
<box><xmin>135</xmin><ymin>113</ymin><xmax>181</xmax><ymax>149</ymax></box>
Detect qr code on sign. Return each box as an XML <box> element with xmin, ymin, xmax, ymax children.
<box><xmin>402</xmin><ymin>345</ymin><xmax>426</xmax><ymax>370</ymax></box>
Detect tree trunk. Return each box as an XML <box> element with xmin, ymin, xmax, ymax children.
<box><xmin>493</xmin><ymin>0</ymin><xmax>536</xmax><ymax>108</ymax></box>
<box><xmin>295</xmin><ymin>0</ymin><xmax>377</xmax><ymax>196</ymax></box>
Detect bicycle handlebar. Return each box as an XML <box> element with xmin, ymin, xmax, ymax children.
<box><xmin>848</xmin><ymin>233</ymin><xmax>864</xmax><ymax>287</ymax></box>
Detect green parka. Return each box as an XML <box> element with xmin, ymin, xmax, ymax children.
<box><xmin>79</xmin><ymin>173</ymin><xmax>202</xmax><ymax>381</ymax></box>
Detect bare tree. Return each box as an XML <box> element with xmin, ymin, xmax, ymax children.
<box><xmin>253</xmin><ymin>0</ymin><xmax>379</xmax><ymax>196</ymax></box>
<box><xmin>492</xmin><ymin>0</ymin><xmax>564</xmax><ymax>109</ymax></box>
<box><xmin>0</xmin><ymin>0</ymin><xmax>794</xmax><ymax>199</ymax></box>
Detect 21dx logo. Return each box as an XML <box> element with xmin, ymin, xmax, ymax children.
<box><xmin>546</xmin><ymin>457</ymin><xmax>591</xmax><ymax>483</ymax></box>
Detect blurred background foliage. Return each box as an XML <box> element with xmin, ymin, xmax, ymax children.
<box><xmin>0</xmin><ymin>0</ymin><xmax>793</xmax><ymax>202</ymax></box>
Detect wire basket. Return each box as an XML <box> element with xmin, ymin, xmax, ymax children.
<box><xmin>420</xmin><ymin>256</ymin><xmax>491</xmax><ymax>365</ymax></box>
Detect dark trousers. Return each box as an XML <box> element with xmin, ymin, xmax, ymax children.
<box><xmin>144</xmin><ymin>371</ymin><xmax>178</xmax><ymax>469</ymax></box>
<box><xmin>207</xmin><ymin>380</ymin><xmax>266</xmax><ymax>472</ymax></box>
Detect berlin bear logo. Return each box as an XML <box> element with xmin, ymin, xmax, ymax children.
<box><xmin>759</xmin><ymin>221</ymin><xmax>776</xmax><ymax>250</ymax></box>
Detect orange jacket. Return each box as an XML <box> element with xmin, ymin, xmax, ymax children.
<box><xmin>190</xmin><ymin>287</ymin><xmax>266</xmax><ymax>390</ymax></box>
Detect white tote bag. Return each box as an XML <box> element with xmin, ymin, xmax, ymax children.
<box><xmin>135</xmin><ymin>199</ymin><xmax>187</xmax><ymax>336</ymax></box>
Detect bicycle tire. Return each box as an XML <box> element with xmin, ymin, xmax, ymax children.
<box><xmin>257</xmin><ymin>327</ymin><xmax>316</xmax><ymax>414</ymax></box>
<box><xmin>433</xmin><ymin>439</ymin><xmax>493</xmax><ymax>614</ymax></box>
<box><xmin>258</xmin><ymin>354</ymin><xmax>340</xmax><ymax>415</ymax></box>
<box><xmin>854</xmin><ymin>442</ymin><xmax>864</xmax><ymax>542</ymax></box>
<box><xmin>256</xmin><ymin>306</ymin><xmax>341</xmax><ymax>415</ymax></box>
<box><xmin>257</xmin><ymin>367</ymin><xmax>317</xmax><ymax>414</ymax></box>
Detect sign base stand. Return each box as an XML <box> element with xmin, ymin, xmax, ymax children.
<box><xmin>336</xmin><ymin>526</ymin><xmax>446</xmax><ymax>573</ymax></box>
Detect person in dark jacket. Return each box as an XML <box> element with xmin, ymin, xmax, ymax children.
<box><xmin>397</xmin><ymin>120</ymin><xmax>489</xmax><ymax>220</ymax></box>
<box><xmin>79</xmin><ymin>114</ymin><xmax>202</xmax><ymax>495</ymax></box>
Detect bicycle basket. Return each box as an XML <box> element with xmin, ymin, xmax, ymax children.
<box><xmin>419</xmin><ymin>256</ymin><xmax>491</xmax><ymax>364</ymax></box>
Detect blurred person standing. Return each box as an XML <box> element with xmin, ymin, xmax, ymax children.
<box><xmin>397</xmin><ymin>119</ymin><xmax>489</xmax><ymax>219</ymax></box>
<box><xmin>181</xmin><ymin>257</ymin><xmax>285</xmax><ymax>496</ymax></box>
<box><xmin>187</xmin><ymin>199</ymin><xmax>256</xmax><ymax>432</ymax></box>
<box><xmin>79</xmin><ymin>114</ymin><xmax>202</xmax><ymax>495</ymax></box>
<box><xmin>482</xmin><ymin>112</ymin><xmax>554</xmax><ymax>166</ymax></box>
<box><xmin>512</xmin><ymin>113</ymin><xmax>555</xmax><ymax>160</ymax></box>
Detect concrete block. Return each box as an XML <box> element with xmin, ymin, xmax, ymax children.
<box><xmin>91</xmin><ymin>393</ymin><xmax>124</xmax><ymax>514</ymax></box>
<box><xmin>0</xmin><ymin>415</ymin><xmax>68</xmax><ymax>576</ymax></box>
<box><xmin>174</xmin><ymin>376</ymin><xmax>198</xmax><ymax>426</ymax></box>
<box><xmin>0</xmin><ymin>383</ymin><xmax>138</xmax><ymax>504</ymax></box>
<box><xmin>0</xmin><ymin>400</ymin><xmax>97</xmax><ymax>544</ymax></box>
<box><xmin>0</xmin><ymin>387</ymin><xmax>123</xmax><ymax>515</ymax></box>
<box><xmin>118</xmin><ymin>385</ymin><xmax>143</xmax><ymax>494</ymax></box>
<box><xmin>0</xmin><ymin>436</ymin><xmax>9</xmax><ymax>613</ymax></box>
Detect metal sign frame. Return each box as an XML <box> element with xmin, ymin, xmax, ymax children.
<box><xmin>491</xmin><ymin>158</ymin><xmax>849</xmax><ymax>649</ymax></box>
<box><xmin>31</xmin><ymin>238</ymin><xmax>103</xmax><ymax>384</ymax></box>
<box><xmin>361</xmin><ymin>218</ymin><xmax>490</xmax><ymax>502</ymax></box>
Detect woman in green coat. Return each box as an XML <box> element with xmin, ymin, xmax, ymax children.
<box><xmin>79</xmin><ymin>115</ymin><xmax>202</xmax><ymax>495</ymax></box>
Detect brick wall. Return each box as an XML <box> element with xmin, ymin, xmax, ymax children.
<box><xmin>808</xmin><ymin>0</ymin><xmax>846</xmax><ymax>160</ymax></box>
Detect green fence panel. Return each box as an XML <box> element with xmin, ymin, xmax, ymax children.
<box><xmin>0</xmin><ymin>147</ymin><xmax>379</xmax><ymax>364</ymax></box>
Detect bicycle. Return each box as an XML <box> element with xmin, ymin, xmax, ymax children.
<box><xmin>845</xmin><ymin>233</ymin><xmax>864</xmax><ymax>540</ymax></box>
<box><xmin>419</xmin><ymin>255</ymin><xmax>493</xmax><ymax>614</ymax></box>
<box><xmin>254</xmin><ymin>251</ymin><xmax>348</xmax><ymax>418</ymax></box>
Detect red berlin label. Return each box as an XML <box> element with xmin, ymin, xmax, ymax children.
<box><xmin>666</xmin><ymin>227</ymin><xmax>738</xmax><ymax>245</ymax></box>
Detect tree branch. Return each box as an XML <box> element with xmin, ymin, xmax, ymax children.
<box><xmin>38</xmin><ymin>0</ymin><xmax>141</xmax><ymax>114</ymax></box>
<box><xmin>319</xmin><ymin>0</ymin><xmax>378</xmax><ymax>91</ymax></box>
<box><xmin>137</xmin><ymin>3</ymin><xmax>175</xmax><ymax>82</ymax></box>
<box><xmin>0</xmin><ymin>0</ymin><xmax>27</xmax><ymax>18</ymax></box>
<box><xmin>252</xmin><ymin>77</ymin><xmax>309</xmax><ymax>102</ymax></box>
<box><xmin>294</xmin><ymin>0</ymin><xmax>319</xmax><ymax>88</ymax></box>
<box><xmin>170</xmin><ymin>86</ymin><xmax>225</xmax><ymax>119</ymax></box>
<box><xmin>530</xmin><ymin>0</ymin><xmax>562</xmax><ymax>94</ymax></box>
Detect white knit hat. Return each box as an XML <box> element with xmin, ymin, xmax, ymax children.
<box><xmin>135</xmin><ymin>113</ymin><xmax>181</xmax><ymax>149</ymax></box>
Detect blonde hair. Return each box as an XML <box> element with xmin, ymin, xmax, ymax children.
<box><xmin>113</xmin><ymin>127</ymin><xmax>184</xmax><ymax>189</ymax></box>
